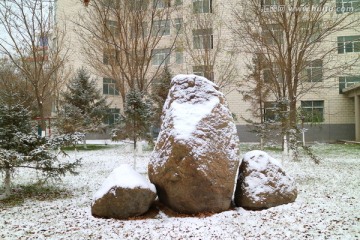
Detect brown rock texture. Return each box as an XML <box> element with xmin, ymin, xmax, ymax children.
<box><xmin>91</xmin><ymin>164</ymin><xmax>157</xmax><ymax>219</ymax></box>
<box><xmin>91</xmin><ymin>187</ymin><xmax>156</xmax><ymax>219</ymax></box>
<box><xmin>148</xmin><ymin>74</ymin><xmax>239</xmax><ymax>214</ymax></box>
<box><xmin>234</xmin><ymin>150</ymin><xmax>297</xmax><ymax>210</ymax></box>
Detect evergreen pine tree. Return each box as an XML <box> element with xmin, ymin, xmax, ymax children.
<box><xmin>112</xmin><ymin>89</ymin><xmax>153</xmax><ymax>150</ymax></box>
<box><xmin>0</xmin><ymin>104</ymin><xmax>81</xmax><ymax>199</ymax></box>
<box><xmin>56</xmin><ymin>68</ymin><xmax>109</xmax><ymax>135</ymax></box>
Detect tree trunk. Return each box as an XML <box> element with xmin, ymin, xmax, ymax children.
<box><xmin>36</xmin><ymin>101</ymin><xmax>46</xmax><ymax>136</ymax></box>
<box><xmin>133</xmin><ymin>137</ymin><xmax>137</xmax><ymax>151</ymax></box>
<box><xmin>289</xmin><ymin>100</ymin><xmax>298</xmax><ymax>130</ymax></box>
<box><xmin>4</xmin><ymin>163</ymin><xmax>11</xmax><ymax>198</ymax></box>
<box><xmin>282</xmin><ymin>135</ymin><xmax>288</xmax><ymax>165</ymax></box>
<box><xmin>83</xmin><ymin>134</ymin><xmax>87</xmax><ymax>149</ymax></box>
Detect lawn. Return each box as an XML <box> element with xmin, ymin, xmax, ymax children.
<box><xmin>0</xmin><ymin>142</ymin><xmax>359</xmax><ymax>239</ymax></box>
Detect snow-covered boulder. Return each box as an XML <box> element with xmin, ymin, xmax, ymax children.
<box><xmin>148</xmin><ymin>74</ymin><xmax>239</xmax><ymax>214</ymax></box>
<box><xmin>91</xmin><ymin>164</ymin><xmax>157</xmax><ymax>219</ymax></box>
<box><xmin>234</xmin><ymin>150</ymin><xmax>297</xmax><ymax>209</ymax></box>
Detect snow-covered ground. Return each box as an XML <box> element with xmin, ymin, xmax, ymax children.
<box><xmin>1</xmin><ymin>142</ymin><xmax>359</xmax><ymax>239</ymax></box>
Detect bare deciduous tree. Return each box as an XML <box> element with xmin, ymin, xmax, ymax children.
<box><xmin>0</xmin><ymin>59</ymin><xmax>36</xmax><ymax>111</ymax></box>
<box><xmin>180</xmin><ymin>1</ymin><xmax>238</xmax><ymax>92</ymax></box>
<box><xmin>0</xmin><ymin>0</ymin><xmax>69</xmax><ymax>130</ymax></box>
<box><xmin>75</xmin><ymin>0</ymin><xmax>180</xmax><ymax>105</ymax></box>
<box><xmin>231</xmin><ymin>0</ymin><xmax>360</xmax><ymax>155</ymax></box>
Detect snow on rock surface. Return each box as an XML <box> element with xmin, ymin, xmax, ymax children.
<box><xmin>234</xmin><ymin>150</ymin><xmax>297</xmax><ymax>209</ymax></box>
<box><xmin>149</xmin><ymin>74</ymin><xmax>239</xmax><ymax>214</ymax></box>
<box><xmin>91</xmin><ymin>164</ymin><xmax>156</xmax><ymax>219</ymax></box>
<box><xmin>93</xmin><ymin>164</ymin><xmax>156</xmax><ymax>201</ymax></box>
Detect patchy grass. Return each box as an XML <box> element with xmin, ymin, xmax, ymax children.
<box><xmin>61</xmin><ymin>144</ymin><xmax>113</xmax><ymax>151</ymax></box>
<box><xmin>239</xmin><ymin>143</ymin><xmax>282</xmax><ymax>153</ymax></box>
<box><xmin>309</xmin><ymin>143</ymin><xmax>360</xmax><ymax>158</ymax></box>
<box><xmin>1</xmin><ymin>143</ymin><xmax>359</xmax><ymax>239</ymax></box>
<box><xmin>0</xmin><ymin>183</ymin><xmax>72</xmax><ymax>208</ymax></box>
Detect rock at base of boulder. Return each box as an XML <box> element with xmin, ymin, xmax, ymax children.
<box><xmin>91</xmin><ymin>187</ymin><xmax>156</xmax><ymax>219</ymax></box>
<box><xmin>234</xmin><ymin>150</ymin><xmax>297</xmax><ymax>210</ymax></box>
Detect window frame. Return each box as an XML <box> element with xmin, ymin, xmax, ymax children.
<box><xmin>38</xmin><ymin>35</ymin><xmax>48</xmax><ymax>47</ymax></box>
<box><xmin>262</xmin><ymin>24</ymin><xmax>284</xmax><ymax>45</ymax></box>
<box><xmin>152</xmin><ymin>20</ymin><xmax>170</xmax><ymax>36</ymax></box>
<box><xmin>262</xmin><ymin>64</ymin><xmax>283</xmax><ymax>83</ymax></box>
<box><xmin>263</xmin><ymin>101</ymin><xmax>281</xmax><ymax>123</ymax></box>
<box><xmin>153</xmin><ymin>0</ymin><xmax>171</xmax><ymax>8</ymax></box>
<box><xmin>174</xmin><ymin>18</ymin><xmax>183</xmax><ymax>33</ymax></box>
<box><xmin>339</xmin><ymin>76</ymin><xmax>360</xmax><ymax>93</ymax></box>
<box><xmin>301</xmin><ymin>100</ymin><xmax>324</xmax><ymax>123</ymax></box>
<box><xmin>336</xmin><ymin>0</ymin><xmax>360</xmax><ymax>13</ymax></box>
<box><xmin>104</xmin><ymin>108</ymin><xmax>121</xmax><ymax>125</ymax></box>
<box><xmin>193</xmin><ymin>0</ymin><xmax>212</xmax><ymax>13</ymax></box>
<box><xmin>102</xmin><ymin>0</ymin><xmax>121</xmax><ymax>8</ymax></box>
<box><xmin>304</xmin><ymin>59</ymin><xmax>323</xmax><ymax>82</ymax></box>
<box><xmin>193</xmin><ymin>65</ymin><xmax>214</xmax><ymax>81</ymax></box>
<box><xmin>193</xmin><ymin>28</ymin><xmax>213</xmax><ymax>49</ymax></box>
<box><xmin>337</xmin><ymin>35</ymin><xmax>360</xmax><ymax>54</ymax></box>
<box><xmin>105</xmin><ymin>20</ymin><xmax>119</xmax><ymax>37</ymax></box>
<box><xmin>103</xmin><ymin>78</ymin><xmax>119</xmax><ymax>96</ymax></box>
<box><xmin>175</xmin><ymin>0</ymin><xmax>183</xmax><ymax>6</ymax></box>
<box><xmin>152</xmin><ymin>48</ymin><xmax>171</xmax><ymax>66</ymax></box>
<box><xmin>129</xmin><ymin>0</ymin><xmax>149</xmax><ymax>11</ymax></box>
<box><xmin>103</xmin><ymin>48</ymin><xmax>120</xmax><ymax>65</ymax></box>
<box><xmin>175</xmin><ymin>51</ymin><xmax>183</xmax><ymax>64</ymax></box>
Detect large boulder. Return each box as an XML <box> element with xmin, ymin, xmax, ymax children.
<box><xmin>148</xmin><ymin>74</ymin><xmax>239</xmax><ymax>214</ymax></box>
<box><xmin>234</xmin><ymin>150</ymin><xmax>297</xmax><ymax>209</ymax></box>
<box><xmin>91</xmin><ymin>164</ymin><xmax>157</xmax><ymax>219</ymax></box>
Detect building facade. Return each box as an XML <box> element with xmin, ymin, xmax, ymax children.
<box><xmin>55</xmin><ymin>0</ymin><xmax>360</xmax><ymax>142</ymax></box>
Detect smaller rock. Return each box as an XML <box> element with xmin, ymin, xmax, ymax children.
<box><xmin>234</xmin><ymin>150</ymin><xmax>297</xmax><ymax>209</ymax></box>
<box><xmin>91</xmin><ymin>164</ymin><xmax>156</xmax><ymax>219</ymax></box>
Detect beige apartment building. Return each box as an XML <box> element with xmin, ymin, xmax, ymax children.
<box><xmin>54</xmin><ymin>0</ymin><xmax>360</xmax><ymax>142</ymax></box>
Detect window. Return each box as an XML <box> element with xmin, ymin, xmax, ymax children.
<box><xmin>153</xmin><ymin>0</ymin><xmax>170</xmax><ymax>8</ymax></box>
<box><xmin>38</xmin><ymin>35</ymin><xmax>48</xmax><ymax>47</ymax></box>
<box><xmin>304</xmin><ymin>59</ymin><xmax>323</xmax><ymax>82</ymax></box>
<box><xmin>193</xmin><ymin>0</ymin><xmax>212</xmax><ymax>13</ymax></box>
<box><xmin>263</xmin><ymin>65</ymin><xmax>283</xmax><ymax>83</ymax></box>
<box><xmin>105</xmin><ymin>20</ymin><xmax>119</xmax><ymax>36</ymax></box>
<box><xmin>153</xmin><ymin>20</ymin><xmax>170</xmax><ymax>36</ymax></box>
<box><xmin>174</xmin><ymin>18</ymin><xmax>183</xmax><ymax>33</ymax></box>
<box><xmin>102</xmin><ymin>0</ymin><xmax>120</xmax><ymax>8</ymax></box>
<box><xmin>263</xmin><ymin>102</ymin><xmax>280</xmax><ymax>122</ymax></box>
<box><xmin>175</xmin><ymin>0</ymin><xmax>183</xmax><ymax>5</ymax></box>
<box><xmin>103</xmin><ymin>78</ymin><xmax>119</xmax><ymax>96</ymax></box>
<box><xmin>261</xmin><ymin>0</ymin><xmax>279</xmax><ymax>7</ymax></box>
<box><xmin>130</xmin><ymin>49</ymin><xmax>145</xmax><ymax>64</ymax></box>
<box><xmin>129</xmin><ymin>0</ymin><xmax>149</xmax><ymax>11</ymax></box>
<box><xmin>103</xmin><ymin>49</ymin><xmax>120</xmax><ymax>65</ymax></box>
<box><xmin>301</xmin><ymin>100</ymin><xmax>324</xmax><ymax>122</ymax></box>
<box><xmin>175</xmin><ymin>51</ymin><xmax>183</xmax><ymax>64</ymax></box>
<box><xmin>300</xmin><ymin>0</ymin><xmax>320</xmax><ymax>5</ymax></box>
<box><xmin>261</xmin><ymin>0</ymin><xmax>280</xmax><ymax>11</ymax></box>
<box><xmin>193</xmin><ymin>28</ymin><xmax>213</xmax><ymax>49</ymax></box>
<box><xmin>193</xmin><ymin>65</ymin><xmax>214</xmax><ymax>80</ymax></box>
<box><xmin>336</xmin><ymin>0</ymin><xmax>360</xmax><ymax>13</ymax></box>
<box><xmin>130</xmin><ymin>22</ymin><xmax>148</xmax><ymax>38</ymax></box>
<box><xmin>339</xmin><ymin>76</ymin><xmax>360</xmax><ymax>93</ymax></box>
<box><xmin>299</xmin><ymin>21</ymin><xmax>321</xmax><ymax>43</ymax></box>
<box><xmin>262</xmin><ymin>24</ymin><xmax>283</xmax><ymax>45</ymax></box>
<box><xmin>338</xmin><ymin>35</ymin><xmax>360</xmax><ymax>54</ymax></box>
<box><xmin>152</xmin><ymin>48</ymin><xmax>170</xmax><ymax>65</ymax></box>
<box><xmin>104</xmin><ymin>108</ymin><xmax>120</xmax><ymax>125</ymax></box>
